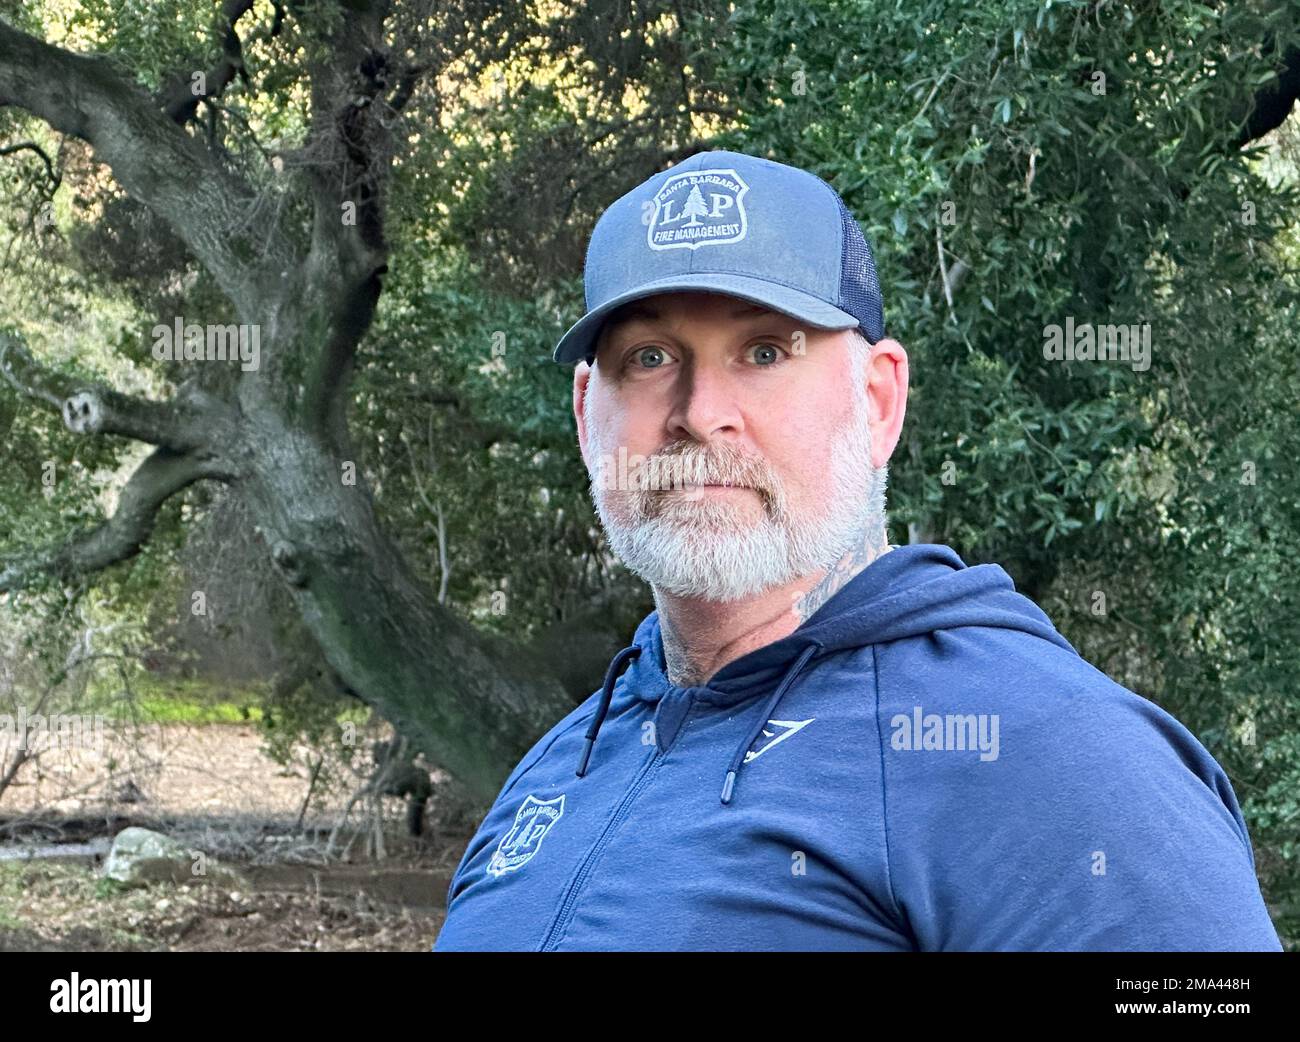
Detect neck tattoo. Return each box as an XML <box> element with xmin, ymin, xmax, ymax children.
<box><xmin>657</xmin><ymin>519</ymin><xmax>893</xmax><ymax>688</ymax></box>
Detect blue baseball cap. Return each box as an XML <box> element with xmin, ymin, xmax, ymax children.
<box><xmin>553</xmin><ymin>149</ymin><xmax>885</xmax><ymax>365</ymax></box>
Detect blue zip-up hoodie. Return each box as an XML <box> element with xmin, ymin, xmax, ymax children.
<box><xmin>434</xmin><ymin>544</ymin><xmax>1281</xmax><ymax>951</ymax></box>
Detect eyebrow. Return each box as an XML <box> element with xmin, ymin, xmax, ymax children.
<box><xmin>600</xmin><ymin>301</ymin><xmax>777</xmax><ymax>341</ymax></box>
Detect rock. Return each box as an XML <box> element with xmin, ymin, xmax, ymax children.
<box><xmin>102</xmin><ymin>828</ymin><xmax>244</xmax><ymax>890</ymax></box>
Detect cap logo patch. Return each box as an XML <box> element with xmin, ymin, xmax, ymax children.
<box><xmin>647</xmin><ymin>168</ymin><xmax>749</xmax><ymax>251</ymax></box>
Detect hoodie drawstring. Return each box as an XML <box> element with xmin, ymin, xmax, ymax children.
<box><xmin>575</xmin><ymin>639</ymin><xmax>821</xmax><ymax>805</ymax></box>
<box><xmin>575</xmin><ymin>644</ymin><xmax>642</xmax><ymax>778</ymax></box>
<box><xmin>720</xmin><ymin>641</ymin><xmax>821</xmax><ymax>806</ymax></box>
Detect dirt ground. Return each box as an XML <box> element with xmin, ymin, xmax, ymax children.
<box><xmin>0</xmin><ymin>852</ymin><xmax>454</xmax><ymax>952</ymax></box>
<box><xmin>0</xmin><ymin>723</ymin><xmax>476</xmax><ymax>951</ymax></box>
<box><xmin>1</xmin><ymin>721</ymin><xmax>388</xmax><ymax>821</ymax></box>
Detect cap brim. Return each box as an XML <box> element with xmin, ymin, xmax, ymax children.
<box><xmin>552</xmin><ymin>273</ymin><xmax>859</xmax><ymax>365</ymax></box>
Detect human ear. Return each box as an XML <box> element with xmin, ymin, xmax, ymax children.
<box><xmin>864</xmin><ymin>338</ymin><xmax>909</xmax><ymax>468</ymax></box>
<box><xmin>573</xmin><ymin>360</ymin><xmax>594</xmax><ymax>471</ymax></box>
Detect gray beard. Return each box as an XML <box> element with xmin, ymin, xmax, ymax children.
<box><xmin>584</xmin><ymin>375</ymin><xmax>889</xmax><ymax>602</ymax></box>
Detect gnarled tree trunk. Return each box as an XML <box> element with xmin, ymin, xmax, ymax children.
<box><xmin>0</xmin><ymin>6</ymin><xmax>576</xmax><ymax>804</ymax></box>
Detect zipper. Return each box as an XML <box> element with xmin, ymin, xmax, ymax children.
<box><xmin>538</xmin><ymin>747</ymin><xmax>664</xmax><ymax>951</ymax></box>
<box><xmin>538</xmin><ymin>689</ymin><xmax>696</xmax><ymax>951</ymax></box>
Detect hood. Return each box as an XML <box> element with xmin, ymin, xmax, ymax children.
<box><xmin>574</xmin><ymin>543</ymin><xmax>1078</xmax><ymax>805</ymax></box>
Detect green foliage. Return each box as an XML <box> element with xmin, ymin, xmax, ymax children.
<box><xmin>354</xmin><ymin>253</ymin><xmax>649</xmax><ymax>639</ymax></box>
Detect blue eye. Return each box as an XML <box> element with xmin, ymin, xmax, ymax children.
<box><xmin>750</xmin><ymin>342</ymin><xmax>785</xmax><ymax>365</ymax></box>
<box><xmin>632</xmin><ymin>346</ymin><xmax>669</xmax><ymax>368</ymax></box>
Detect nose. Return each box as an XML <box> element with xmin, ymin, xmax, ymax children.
<box><xmin>665</xmin><ymin>358</ymin><xmax>745</xmax><ymax>445</ymax></box>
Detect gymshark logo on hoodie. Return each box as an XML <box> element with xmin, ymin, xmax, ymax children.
<box><xmin>744</xmin><ymin>718</ymin><xmax>815</xmax><ymax>763</ymax></box>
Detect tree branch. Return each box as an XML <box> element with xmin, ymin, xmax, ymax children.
<box><xmin>158</xmin><ymin>0</ymin><xmax>288</xmax><ymax>126</ymax></box>
<box><xmin>0</xmin><ymin>448</ymin><xmax>232</xmax><ymax>594</ymax></box>
<box><xmin>386</xmin><ymin>63</ymin><xmax>427</xmax><ymax>115</ymax></box>
<box><xmin>0</xmin><ymin>332</ymin><xmax>229</xmax><ymax>454</ymax></box>
<box><xmin>0</xmin><ymin>18</ymin><xmax>291</xmax><ymax>304</ymax></box>
<box><xmin>296</xmin><ymin>1</ymin><xmax>402</xmax><ymax>433</ymax></box>
<box><xmin>0</xmin><ymin>139</ymin><xmax>61</xmax><ymax>187</ymax></box>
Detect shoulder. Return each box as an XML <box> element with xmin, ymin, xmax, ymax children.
<box><xmin>871</xmin><ymin>627</ymin><xmax>1277</xmax><ymax>949</ymax></box>
<box><xmin>877</xmin><ymin>625</ymin><xmax>1245</xmax><ymax>833</ymax></box>
<box><xmin>490</xmin><ymin>691</ymin><xmax>602</xmax><ymax>807</ymax></box>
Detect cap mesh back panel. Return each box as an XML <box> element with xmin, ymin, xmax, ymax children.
<box><xmin>833</xmin><ymin>194</ymin><xmax>885</xmax><ymax>343</ymax></box>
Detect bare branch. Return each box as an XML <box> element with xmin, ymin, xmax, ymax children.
<box><xmin>404</xmin><ymin>434</ymin><xmax>450</xmax><ymax>604</ymax></box>
<box><xmin>208</xmin><ymin>100</ymin><xmax>278</xmax><ymax>167</ymax></box>
<box><xmin>0</xmin><ymin>139</ymin><xmax>60</xmax><ymax>187</ymax></box>
<box><xmin>0</xmin><ymin>448</ymin><xmax>232</xmax><ymax>595</ymax></box>
<box><xmin>934</xmin><ymin>216</ymin><xmax>972</xmax><ymax>316</ymax></box>
<box><xmin>0</xmin><ymin>332</ymin><xmax>229</xmax><ymax>454</ymax></box>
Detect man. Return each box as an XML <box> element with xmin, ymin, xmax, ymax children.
<box><xmin>434</xmin><ymin>149</ymin><xmax>1281</xmax><ymax>951</ymax></box>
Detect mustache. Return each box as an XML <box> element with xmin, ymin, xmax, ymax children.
<box><xmin>634</xmin><ymin>441</ymin><xmax>772</xmax><ymax>493</ymax></box>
